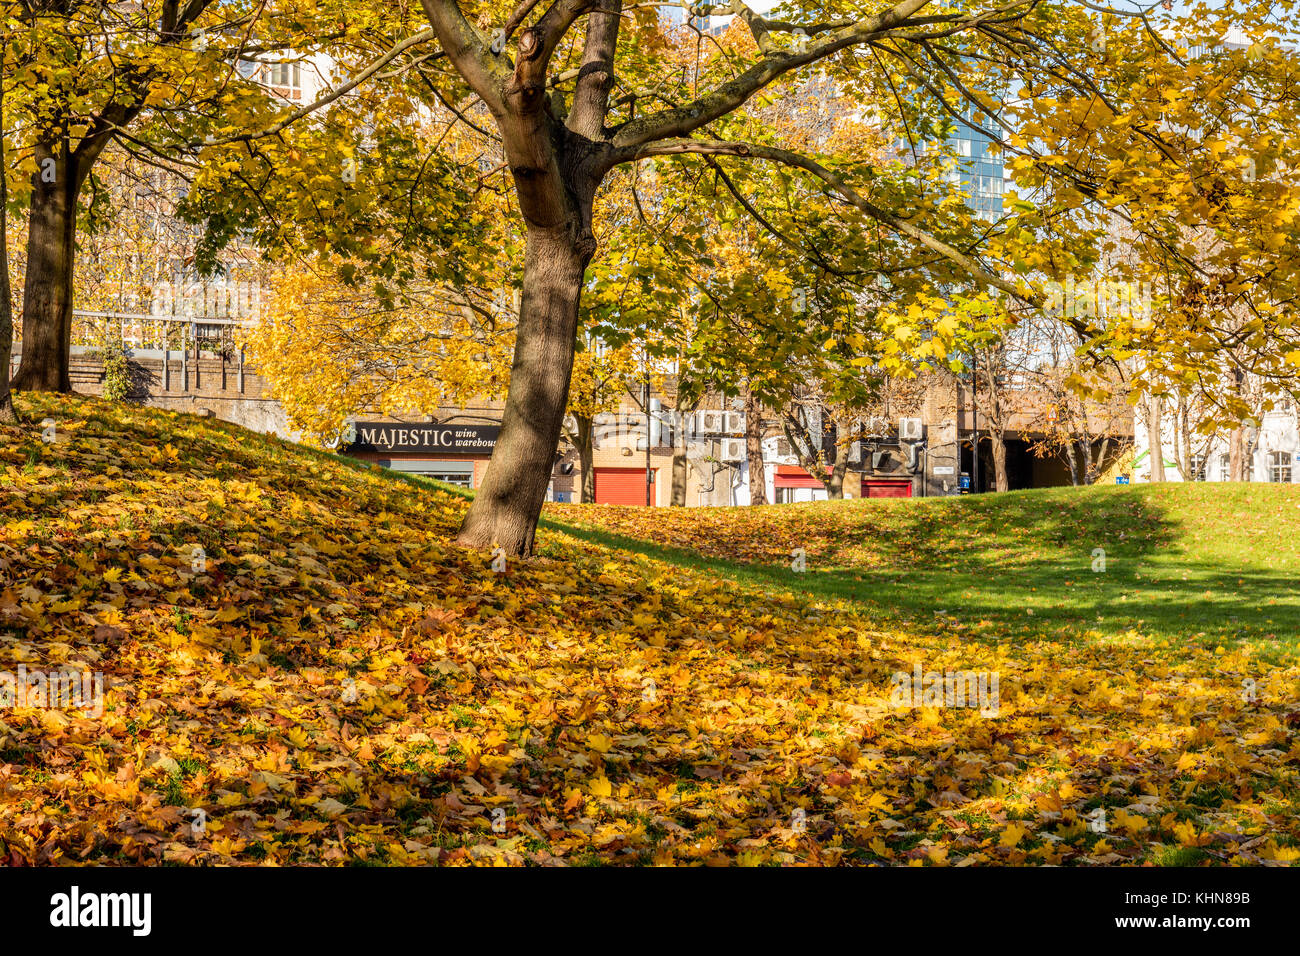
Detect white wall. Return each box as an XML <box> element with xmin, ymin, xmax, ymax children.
<box><xmin>1134</xmin><ymin>408</ymin><xmax>1300</xmax><ymax>483</ymax></box>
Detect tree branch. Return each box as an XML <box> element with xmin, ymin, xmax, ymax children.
<box><xmin>619</xmin><ymin>137</ymin><xmax>1046</xmax><ymax>309</ymax></box>
<box><xmin>567</xmin><ymin>0</ymin><xmax>621</xmax><ymax>139</ymax></box>
<box><xmin>608</xmin><ymin>0</ymin><xmax>938</xmax><ymax>151</ymax></box>
<box><xmin>420</xmin><ymin>0</ymin><xmax>512</xmax><ymax>114</ymax></box>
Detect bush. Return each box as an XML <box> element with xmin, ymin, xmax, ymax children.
<box><xmin>98</xmin><ymin>343</ymin><xmax>134</xmax><ymax>403</ymax></box>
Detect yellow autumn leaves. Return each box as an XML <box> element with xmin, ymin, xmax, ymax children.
<box><xmin>4</xmin><ymin>393</ymin><xmax>1300</xmax><ymax>866</ymax></box>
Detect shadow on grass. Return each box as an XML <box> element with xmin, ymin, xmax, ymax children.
<box><xmin>541</xmin><ymin>495</ymin><xmax>1300</xmax><ymax>650</ymax></box>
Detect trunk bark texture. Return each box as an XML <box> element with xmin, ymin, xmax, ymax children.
<box><xmin>992</xmin><ymin>433</ymin><xmax>1009</xmax><ymax>492</ymax></box>
<box><xmin>12</xmin><ymin>143</ymin><xmax>79</xmax><ymax>393</ymax></box>
<box><xmin>0</xmin><ymin>79</ymin><xmax>16</xmax><ymax>422</ymax></box>
<box><xmin>827</xmin><ymin>455</ymin><xmax>846</xmax><ymax>499</ymax></box>
<box><xmin>457</xmin><ymin>226</ymin><xmax>591</xmax><ymax>554</ymax></box>
<box><xmin>1229</xmin><ymin>427</ymin><xmax>1244</xmax><ymax>481</ymax></box>
<box><xmin>671</xmin><ymin>405</ymin><xmax>689</xmax><ymax>506</ymax></box>
<box><xmin>744</xmin><ymin>388</ymin><xmax>767</xmax><ymax>505</ymax></box>
<box><xmin>1063</xmin><ymin>439</ymin><xmax>1080</xmax><ymax>486</ymax></box>
<box><xmin>1146</xmin><ymin>396</ymin><xmax>1165</xmax><ymax>482</ymax></box>
<box><xmin>575</xmin><ymin>413</ymin><xmax>596</xmax><ymax>503</ymax></box>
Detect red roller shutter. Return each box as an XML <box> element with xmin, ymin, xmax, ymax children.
<box><xmin>594</xmin><ymin>467</ymin><xmax>655</xmax><ymax>505</ymax></box>
<box><xmin>862</xmin><ymin>479</ymin><xmax>912</xmax><ymax>498</ymax></box>
<box><xmin>774</xmin><ymin>465</ymin><xmax>825</xmax><ymax>489</ymax></box>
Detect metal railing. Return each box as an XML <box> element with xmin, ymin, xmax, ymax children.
<box><xmin>67</xmin><ymin>310</ymin><xmax>252</xmax><ymax>393</ymax></box>
<box><xmin>72</xmin><ymin>310</ymin><xmax>249</xmax><ymax>356</ymax></box>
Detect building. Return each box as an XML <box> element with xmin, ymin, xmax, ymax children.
<box><xmin>1133</xmin><ymin>405</ymin><xmax>1300</xmax><ymax>484</ymax></box>
<box><xmin>332</xmin><ymin>365</ymin><xmax>1132</xmax><ymax>505</ymax></box>
<box><xmin>944</xmin><ymin>105</ymin><xmax>1005</xmax><ymax>219</ymax></box>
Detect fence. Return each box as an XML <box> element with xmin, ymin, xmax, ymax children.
<box><xmin>7</xmin><ymin>311</ymin><xmax>252</xmax><ymax>395</ymax></box>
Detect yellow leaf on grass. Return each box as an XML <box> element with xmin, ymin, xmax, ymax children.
<box><xmin>1000</xmin><ymin>823</ymin><xmax>1030</xmax><ymax>848</ymax></box>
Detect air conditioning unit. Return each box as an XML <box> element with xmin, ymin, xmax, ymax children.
<box><xmin>899</xmin><ymin>417</ymin><xmax>924</xmax><ymax>442</ymax></box>
<box><xmin>848</xmin><ymin>440</ymin><xmax>862</xmax><ymax>464</ymax></box>
<box><xmin>697</xmin><ymin>410</ymin><xmax>726</xmax><ymax>434</ymax></box>
<box><xmin>724</xmin><ymin>411</ymin><xmax>746</xmax><ymax>435</ymax></box>
<box><xmin>721</xmin><ymin>438</ymin><xmax>746</xmax><ymax>462</ymax></box>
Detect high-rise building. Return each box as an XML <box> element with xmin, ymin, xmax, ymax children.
<box><xmin>944</xmin><ymin>107</ymin><xmax>1004</xmax><ymax>219</ymax></box>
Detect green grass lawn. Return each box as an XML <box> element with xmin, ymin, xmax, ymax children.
<box><xmin>545</xmin><ymin>483</ymin><xmax>1300</xmax><ymax>654</ymax></box>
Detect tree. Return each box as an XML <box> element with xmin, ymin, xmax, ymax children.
<box><xmin>975</xmin><ymin>340</ymin><xmax>1014</xmax><ymax>493</ymax></box>
<box><xmin>1012</xmin><ymin>5</ymin><xmax>1300</xmax><ymax>455</ymax></box>
<box><xmin>742</xmin><ymin>383</ymin><xmax>767</xmax><ymax>505</ymax></box>
<box><xmin>1029</xmin><ymin>330</ymin><xmax>1132</xmax><ymax>486</ymax></box>
<box><xmin>8</xmin><ymin>1</ymin><xmax>227</xmax><ymax>390</ymax></box>
<box><xmin>0</xmin><ymin>31</ymin><xmax>15</xmax><ymax>423</ymax></box>
<box><xmin>562</xmin><ymin>339</ymin><xmax>652</xmax><ymax>502</ymax></box>
<box><xmin>421</xmin><ymin>0</ymin><xmax>1300</xmax><ymax>552</ymax></box>
<box><xmin>4</xmin><ymin>0</ymin><xmax>442</xmax><ymax>391</ymax></box>
<box><xmin>244</xmin><ymin>259</ymin><xmax>517</xmax><ymax>446</ymax></box>
<box><xmin>419</xmin><ymin>0</ymin><xmax>1082</xmax><ymax>552</ymax></box>
<box><xmin>1166</xmin><ymin>389</ymin><xmax>1218</xmax><ymax>482</ymax></box>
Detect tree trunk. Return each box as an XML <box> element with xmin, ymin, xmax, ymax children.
<box><xmin>1079</xmin><ymin>438</ymin><xmax>1098</xmax><ymax>485</ymax></box>
<box><xmin>456</xmin><ymin>226</ymin><xmax>589</xmax><ymax>554</ymax></box>
<box><xmin>1227</xmin><ymin>370</ymin><xmax>1247</xmax><ymax>481</ymax></box>
<box><xmin>1096</xmin><ymin>436</ymin><xmax>1112</xmax><ymax>484</ymax></box>
<box><xmin>574</xmin><ymin>413</ymin><xmax>596</xmax><ymax>503</ymax></box>
<box><xmin>1145</xmin><ymin>395</ymin><xmax>1165</xmax><ymax>482</ymax></box>
<box><xmin>12</xmin><ymin>143</ymin><xmax>79</xmax><ymax>393</ymax></box>
<box><xmin>671</xmin><ymin>404</ymin><xmax>689</xmax><ymax>506</ymax></box>
<box><xmin>992</xmin><ymin>432</ymin><xmax>1009</xmax><ymax>492</ymax></box>
<box><xmin>1063</xmin><ymin>438</ymin><xmax>1080</xmax><ymax>486</ymax></box>
<box><xmin>827</xmin><ymin>453</ymin><xmax>847</xmax><ymax>499</ymax></box>
<box><xmin>1229</xmin><ymin>426</ymin><xmax>1243</xmax><ymax>481</ymax></box>
<box><xmin>744</xmin><ymin>387</ymin><xmax>767</xmax><ymax>505</ymax></box>
<box><xmin>0</xmin><ymin>74</ymin><xmax>16</xmax><ymax>423</ymax></box>
<box><xmin>1171</xmin><ymin>396</ymin><xmax>1193</xmax><ymax>480</ymax></box>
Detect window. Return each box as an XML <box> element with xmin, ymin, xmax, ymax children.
<box><xmin>378</xmin><ymin>460</ymin><xmax>473</xmax><ymax>486</ymax></box>
<box><xmin>264</xmin><ymin>60</ymin><xmax>302</xmax><ymax>99</ymax></box>
<box><xmin>1189</xmin><ymin>453</ymin><xmax>1208</xmax><ymax>482</ymax></box>
<box><xmin>425</xmin><ymin>471</ymin><xmax>473</xmax><ymax>487</ymax></box>
<box><xmin>1269</xmin><ymin>451</ymin><xmax>1292</xmax><ymax>483</ymax></box>
<box><xmin>1220</xmin><ymin>453</ymin><xmax>1255</xmax><ymax>481</ymax></box>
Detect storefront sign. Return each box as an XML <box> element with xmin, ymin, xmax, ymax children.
<box><xmin>344</xmin><ymin>422</ymin><xmax>499</xmax><ymax>454</ymax></box>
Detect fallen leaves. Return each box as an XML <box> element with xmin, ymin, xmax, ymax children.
<box><xmin>1</xmin><ymin>395</ymin><xmax>1299</xmax><ymax>866</ymax></box>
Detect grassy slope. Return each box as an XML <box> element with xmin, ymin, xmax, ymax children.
<box><xmin>1</xmin><ymin>394</ymin><xmax>1298</xmax><ymax>866</ymax></box>
<box><xmin>547</xmin><ymin>482</ymin><xmax>1300</xmax><ymax>653</ymax></box>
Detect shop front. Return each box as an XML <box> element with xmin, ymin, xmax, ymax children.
<box><xmin>341</xmin><ymin>421</ymin><xmax>499</xmax><ymax>488</ymax></box>
<box><xmin>773</xmin><ymin>465</ymin><xmax>830</xmax><ymax>503</ymax></box>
